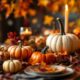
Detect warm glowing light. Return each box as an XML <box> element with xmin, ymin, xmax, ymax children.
<box><xmin>32</xmin><ymin>18</ymin><xmax>38</xmax><ymax>24</ymax></box>
<box><xmin>44</xmin><ymin>15</ymin><xmax>53</xmax><ymax>25</ymax></box>
<box><xmin>38</xmin><ymin>0</ymin><xmax>49</xmax><ymax>7</ymax></box>
<box><xmin>65</xmin><ymin>4</ymin><xmax>68</xmax><ymax>11</ymax></box>
<box><xmin>28</xmin><ymin>9</ymin><xmax>36</xmax><ymax>16</ymax></box>
<box><xmin>21</xmin><ymin>28</ymin><xmax>32</xmax><ymax>35</ymax></box>
<box><xmin>65</xmin><ymin>4</ymin><xmax>69</xmax><ymax>33</ymax></box>
<box><xmin>44</xmin><ymin>30</ymin><xmax>51</xmax><ymax>36</ymax></box>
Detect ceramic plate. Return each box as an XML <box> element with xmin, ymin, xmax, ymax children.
<box><xmin>24</xmin><ymin>65</ymin><xmax>74</xmax><ymax>78</ymax></box>
<box><xmin>24</xmin><ymin>65</ymin><xmax>66</xmax><ymax>74</ymax></box>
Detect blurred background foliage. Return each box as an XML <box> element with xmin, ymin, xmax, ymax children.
<box><xmin>0</xmin><ymin>0</ymin><xmax>80</xmax><ymax>42</ymax></box>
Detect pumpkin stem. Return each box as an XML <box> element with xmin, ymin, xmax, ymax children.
<box><xmin>18</xmin><ymin>40</ymin><xmax>22</xmax><ymax>47</ymax></box>
<box><xmin>41</xmin><ymin>46</ymin><xmax>49</xmax><ymax>54</ymax></box>
<box><xmin>56</xmin><ymin>18</ymin><xmax>65</xmax><ymax>35</ymax></box>
<box><xmin>10</xmin><ymin>57</ymin><xmax>13</xmax><ymax>60</ymax></box>
<box><xmin>52</xmin><ymin>22</ymin><xmax>57</xmax><ymax>30</ymax></box>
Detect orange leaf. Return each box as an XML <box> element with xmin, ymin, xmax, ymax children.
<box><xmin>28</xmin><ymin>9</ymin><xmax>36</xmax><ymax>16</ymax></box>
<box><xmin>44</xmin><ymin>15</ymin><xmax>54</xmax><ymax>26</ymax></box>
<box><xmin>38</xmin><ymin>0</ymin><xmax>49</xmax><ymax>7</ymax></box>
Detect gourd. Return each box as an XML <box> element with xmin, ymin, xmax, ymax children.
<box><xmin>3</xmin><ymin>59</ymin><xmax>22</xmax><ymax>73</ymax></box>
<box><xmin>29</xmin><ymin>47</ymin><xmax>56</xmax><ymax>65</ymax></box>
<box><xmin>35</xmin><ymin>36</ymin><xmax>45</xmax><ymax>46</ymax></box>
<box><xmin>46</xmin><ymin>18</ymin><xmax>80</xmax><ymax>53</ymax></box>
<box><xmin>73</xmin><ymin>27</ymin><xmax>80</xmax><ymax>35</ymax></box>
<box><xmin>35</xmin><ymin>36</ymin><xmax>46</xmax><ymax>51</ymax></box>
<box><xmin>0</xmin><ymin>51</ymin><xmax>9</xmax><ymax>60</ymax></box>
<box><xmin>8</xmin><ymin>41</ymin><xmax>33</xmax><ymax>60</ymax></box>
<box><xmin>0</xmin><ymin>45</ymin><xmax>10</xmax><ymax>60</ymax></box>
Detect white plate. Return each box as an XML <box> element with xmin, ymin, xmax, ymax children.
<box><xmin>24</xmin><ymin>65</ymin><xmax>74</xmax><ymax>78</ymax></box>
<box><xmin>24</xmin><ymin>65</ymin><xmax>65</xmax><ymax>74</ymax></box>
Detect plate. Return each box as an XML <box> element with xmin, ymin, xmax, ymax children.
<box><xmin>24</xmin><ymin>65</ymin><xmax>66</xmax><ymax>75</ymax></box>
<box><xmin>24</xmin><ymin>65</ymin><xmax>74</xmax><ymax>78</ymax></box>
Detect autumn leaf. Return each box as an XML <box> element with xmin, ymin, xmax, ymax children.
<box><xmin>28</xmin><ymin>9</ymin><xmax>36</xmax><ymax>16</ymax></box>
<box><xmin>44</xmin><ymin>15</ymin><xmax>54</xmax><ymax>26</ymax></box>
<box><xmin>38</xmin><ymin>0</ymin><xmax>49</xmax><ymax>7</ymax></box>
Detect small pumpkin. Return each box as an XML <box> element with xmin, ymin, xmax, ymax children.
<box><xmin>46</xmin><ymin>18</ymin><xmax>80</xmax><ymax>53</ymax></box>
<box><xmin>29</xmin><ymin>46</ymin><xmax>56</xmax><ymax>65</ymax></box>
<box><xmin>35</xmin><ymin>36</ymin><xmax>46</xmax><ymax>46</ymax></box>
<box><xmin>0</xmin><ymin>45</ymin><xmax>10</xmax><ymax>51</ymax></box>
<box><xmin>73</xmin><ymin>27</ymin><xmax>80</xmax><ymax>35</ymax></box>
<box><xmin>3</xmin><ymin>59</ymin><xmax>22</xmax><ymax>73</ymax></box>
<box><xmin>0</xmin><ymin>51</ymin><xmax>10</xmax><ymax>60</ymax></box>
<box><xmin>8</xmin><ymin>41</ymin><xmax>33</xmax><ymax>60</ymax></box>
<box><xmin>73</xmin><ymin>27</ymin><xmax>80</xmax><ymax>38</ymax></box>
<box><xmin>43</xmin><ymin>25</ymin><xmax>59</xmax><ymax>36</ymax></box>
<box><xmin>0</xmin><ymin>45</ymin><xmax>10</xmax><ymax>60</ymax></box>
<box><xmin>35</xmin><ymin>36</ymin><xmax>46</xmax><ymax>51</ymax></box>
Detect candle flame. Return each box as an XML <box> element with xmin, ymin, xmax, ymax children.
<box><xmin>65</xmin><ymin>4</ymin><xmax>68</xmax><ymax>11</ymax></box>
<box><xmin>24</xmin><ymin>28</ymin><xmax>32</xmax><ymax>35</ymax></box>
<box><xmin>25</xmin><ymin>29</ymin><xmax>29</xmax><ymax>33</ymax></box>
<box><xmin>21</xmin><ymin>28</ymin><xmax>32</xmax><ymax>35</ymax></box>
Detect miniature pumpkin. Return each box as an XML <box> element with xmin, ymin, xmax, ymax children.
<box><xmin>73</xmin><ymin>27</ymin><xmax>80</xmax><ymax>35</ymax></box>
<box><xmin>43</xmin><ymin>26</ymin><xmax>59</xmax><ymax>36</ymax></box>
<box><xmin>29</xmin><ymin>46</ymin><xmax>56</xmax><ymax>65</ymax></box>
<box><xmin>0</xmin><ymin>51</ymin><xmax>10</xmax><ymax>60</ymax></box>
<box><xmin>0</xmin><ymin>45</ymin><xmax>10</xmax><ymax>60</ymax></box>
<box><xmin>35</xmin><ymin>36</ymin><xmax>46</xmax><ymax>46</ymax></box>
<box><xmin>35</xmin><ymin>36</ymin><xmax>46</xmax><ymax>51</ymax></box>
<box><xmin>8</xmin><ymin>41</ymin><xmax>33</xmax><ymax>60</ymax></box>
<box><xmin>3</xmin><ymin>59</ymin><xmax>22</xmax><ymax>73</ymax></box>
<box><xmin>0</xmin><ymin>45</ymin><xmax>10</xmax><ymax>51</ymax></box>
<box><xmin>46</xmin><ymin>18</ymin><xmax>80</xmax><ymax>53</ymax></box>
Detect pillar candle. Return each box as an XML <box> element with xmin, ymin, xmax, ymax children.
<box><xmin>65</xmin><ymin>4</ymin><xmax>69</xmax><ymax>33</ymax></box>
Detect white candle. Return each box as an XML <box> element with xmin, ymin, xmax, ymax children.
<box><xmin>20</xmin><ymin>27</ymin><xmax>24</xmax><ymax>34</ymax></box>
<box><xmin>65</xmin><ymin>4</ymin><xmax>69</xmax><ymax>33</ymax></box>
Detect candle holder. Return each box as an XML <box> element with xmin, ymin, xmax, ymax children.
<box><xmin>20</xmin><ymin>27</ymin><xmax>32</xmax><ymax>40</ymax></box>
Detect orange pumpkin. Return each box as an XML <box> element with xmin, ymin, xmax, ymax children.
<box><xmin>73</xmin><ymin>27</ymin><xmax>80</xmax><ymax>35</ymax></box>
<box><xmin>43</xmin><ymin>29</ymin><xmax>59</xmax><ymax>36</ymax></box>
<box><xmin>8</xmin><ymin>42</ymin><xmax>33</xmax><ymax>60</ymax></box>
<box><xmin>29</xmin><ymin>47</ymin><xmax>56</xmax><ymax>65</ymax></box>
<box><xmin>51</xmin><ymin>30</ymin><xmax>60</xmax><ymax>34</ymax></box>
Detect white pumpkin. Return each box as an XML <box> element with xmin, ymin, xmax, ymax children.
<box><xmin>46</xmin><ymin>18</ymin><xmax>80</xmax><ymax>52</ymax></box>
<box><xmin>3</xmin><ymin>59</ymin><xmax>22</xmax><ymax>73</ymax></box>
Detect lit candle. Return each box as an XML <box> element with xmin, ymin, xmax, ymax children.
<box><xmin>25</xmin><ymin>28</ymin><xmax>32</xmax><ymax>35</ymax></box>
<box><xmin>65</xmin><ymin>4</ymin><xmax>69</xmax><ymax>33</ymax></box>
<box><xmin>20</xmin><ymin>27</ymin><xmax>24</xmax><ymax>34</ymax></box>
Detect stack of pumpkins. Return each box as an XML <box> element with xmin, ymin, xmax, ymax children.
<box><xmin>29</xmin><ymin>18</ymin><xmax>80</xmax><ymax>65</ymax></box>
<box><xmin>0</xmin><ymin>42</ymin><xmax>33</xmax><ymax>73</ymax></box>
<box><xmin>0</xmin><ymin>18</ymin><xmax>80</xmax><ymax>73</ymax></box>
